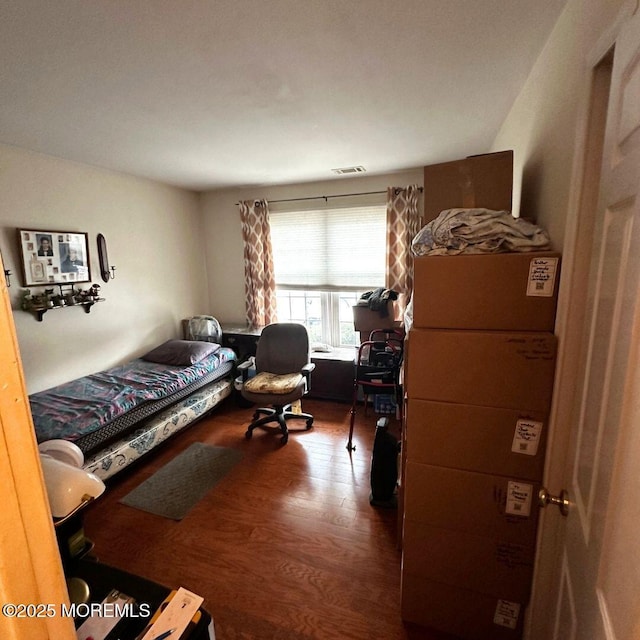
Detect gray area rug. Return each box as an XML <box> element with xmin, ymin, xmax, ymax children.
<box><xmin>119</xmin><ymin>442</ymin><xmax>242</xmax><ymax>520</ymax></box>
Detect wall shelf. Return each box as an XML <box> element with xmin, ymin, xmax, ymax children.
<box><xmin>29</xmin><ymin>298</ymin><xmax>105</xmax><ymax>322</ymax></box>
<box><xmin>21</xmin><ymin>283</ymin><xmax>104</xmax><ymax>321</ymax></box>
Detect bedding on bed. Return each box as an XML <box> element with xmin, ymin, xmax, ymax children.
<box><xmin>83</xmin><ymin>376</ymin><xmax>233</xmax><ymax>480</ymax></box>
<box><xmin>30</xmin><ymin>345</ymin><xmax>236</xmax><ymax>452</ymax></box>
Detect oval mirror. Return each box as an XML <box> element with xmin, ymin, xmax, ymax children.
<box><xmin>97</xmin><ymin>233</ymin><xmax>110</xmax><ymax>283</ymax></box>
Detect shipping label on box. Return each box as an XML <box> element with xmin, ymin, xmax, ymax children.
<box><xmin>527</xmin><ymin>256</ymin><xmax>559</xmax><ymax>297</ymax></box>
<box><xmin>511</xmin><ymin>419</ymin><xmax>543</xmax><ymax>456</ymax></box>
<box><xmin>493</xmin><ymin>599</ymin><xmax>521</xmax><ymax>630</ymax></box>
<box><xmin>505</xmin><ymin>481</ymin><xmax>534</xmax><ymax>517</ymax></box>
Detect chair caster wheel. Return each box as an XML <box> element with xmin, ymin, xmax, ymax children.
<box><xmin>306</xmin><ymin>418</ymin><xmax>313</xmax><ymax>430</ymax></box>
<box><xmin>245</xmin><ymin>430</ymin><xmax>252</xmax><ymax>439</ymax></box>
<box><xmin>280</xmin><ymin>435</ymin><xmax>288</xmax><ymax>445</ymax></box>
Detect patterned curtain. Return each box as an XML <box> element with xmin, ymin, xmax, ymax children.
<box><xmin>386</xmin><ymin>185</ymin><xmax>422</xmax><ymax>318</ymax></box>
<box><xmin>238</xmin><ymin>199</ymin><xmax>278</xmax><ymax>329</ymax></box>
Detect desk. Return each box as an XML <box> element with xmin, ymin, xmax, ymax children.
<box><xmin>221</xmin><ymin>325</ymin><xmax>262</xmax><ymax>361</ymax></box>
<box><xmin>308</xmin><ymin>349</ymin><xmax>354</xmax><ymax>402</ymax></box>
<box><xmin>72</xmin><ymin>559</ymin><xmax>213</xmax><ymax>639</ymax></box>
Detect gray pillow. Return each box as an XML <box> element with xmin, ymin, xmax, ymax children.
<box><xmin>141</xmin><ymin>339</ymin><xmax>220</xmax><ymax>366</ymax></box>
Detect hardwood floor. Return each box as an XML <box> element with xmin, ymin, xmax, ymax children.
<box><xmin>83</xmin><ymin>397</ymin><xmax>458</xmax><ymax>640</ymax></box>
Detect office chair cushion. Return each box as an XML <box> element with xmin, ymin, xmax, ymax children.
<box><xmin>244</xmin><ymin>372</ymin><xmax>303</xmax><ymax>395</ymax></box>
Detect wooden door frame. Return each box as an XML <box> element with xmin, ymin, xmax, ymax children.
<box><xmin>525</xmin><ymin>3</ymin><xmax>637</xmax><ymax>638</ymax></box>
<box><xmin>0</xmin><ymin>254</ymin><xmax>75</xmax><ymax>640</ymax></box>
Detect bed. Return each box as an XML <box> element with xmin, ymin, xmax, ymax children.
<box><xmin>30</xmin><ymin>339</ymin><xmax>236</xmax><ymax>481</ymax></box>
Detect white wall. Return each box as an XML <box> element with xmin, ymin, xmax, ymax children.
<box><xmin>0</xmin><ymin>144</ymin><xmax>208</xmax><ymax>393</ymax></box>
<box><xmin>1</xmin><ymin>146</ymin><xmax>422</xmax><ymax>394</ymax></box>
<box><xmin>200</xmin><ymin>168</ymin><xmax>424</xmax><ymax>325</ymax></box>
<box><xmin>492</xmin><ymin>0</ymin><xmax>627</xmax><ymax>248</ymax></box>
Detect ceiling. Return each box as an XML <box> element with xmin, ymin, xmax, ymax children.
<box><xmin>0</xmin><ymin>1</ymin><xmax>567</xmax><ymax>191</ymax></box>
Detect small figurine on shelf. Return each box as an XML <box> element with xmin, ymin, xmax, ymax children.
<box><xmin>88</xmin><ymin>283</ymin><xmax>101</xmax><ymax>300</ymax></box>
<box><xmin>20</xmin><ymin>289</ymin><xmax>33</xmax><ymax>311</ymax></box>
<box><xmin>30</xmin><ymin>293</ymin><xmax>46</xmax><ymax>309</ymax></box>
<box><xmin>43</xmin><ymin>288</ymin><xmax>55</xmax><ymax>308</ymax></box>
<box><xmin>51</xmin><ymin>293</ymin><xmax>64</xmax><ymax>307</ymax></box>
<box><xmin>74</xmin><ymin>288</ymin><xmax>89</xmax><ymax>304</ymax></box>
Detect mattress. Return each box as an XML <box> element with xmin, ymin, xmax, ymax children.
<box><xmin>30</xmin><ymin>347</ymin><xmax>236</xmax><ymax>455</ymax></box>
<box><xmin>83</xmin><ymin>376</ymin><xmax>233</xmax><ymax>480</ymax></box>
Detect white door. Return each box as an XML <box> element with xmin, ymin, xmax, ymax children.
<box><xmin>533</xmin><ymin>5</ymin><xmax>640</xmax><ymax>640</ymax></box>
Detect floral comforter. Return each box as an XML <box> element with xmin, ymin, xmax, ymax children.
<box><xmin>30</xmin><ymin>347</ymin><xmax>235</xmax><ymax>444</ymax></box>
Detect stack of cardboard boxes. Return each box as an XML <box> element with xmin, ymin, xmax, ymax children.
<box><xmin>400</xmin><ymin>153</ymin><xmax>561</xmax><ymax>639</ymax></box>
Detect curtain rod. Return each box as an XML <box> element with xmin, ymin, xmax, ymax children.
<box><xmin>237</xmin><ymin>186</ymin><xmax>423</xmax><ymax>206</ymax></box>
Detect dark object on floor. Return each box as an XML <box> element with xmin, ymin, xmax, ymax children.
<box><xmin>370</xmin><ymin>417</ymin><xmax>399</xmax><ymax>508</ymax></box>
<box><xmin>238</xmin><ymin>323</ymin><xmax>315</xmax><ymax>445</ymax></box>
<box><xmin>119</xmin><ymin>442</ymin><xmax>242</xmax><ymax>520</ymax></box>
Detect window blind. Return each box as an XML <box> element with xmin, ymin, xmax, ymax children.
<box><xmin>269</xmin><ymin>204</ymin><xmax>386</xmax><ymax>290</ymax></box>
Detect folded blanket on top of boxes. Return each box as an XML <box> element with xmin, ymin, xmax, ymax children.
<box><xmin>411</xmin><ymin>208</ymin><xmax>551</xmax><ymax>256</ymax></box>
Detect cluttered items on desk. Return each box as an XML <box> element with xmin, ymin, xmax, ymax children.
<box><xmin>136</xmin><ymin>587</ymin><xmax>206</xmax><ymax>640</ymax></box>
<box><xmin>75</xmin><ymin>588</ymin><xmax>139</xmax><ymax>640</ymax></box>
<box><xmin>74</xmin><ymin>586</ymin><xmax>209</xmax><ymax>640</ymax></box>
<box><xmin>72</xmin><ymin>587</ymin><xmax>209</xmax><ymax>640</ymax></box>
<box><xmin>70</xmin><ymin>559</ymin><xmax>214</xmax><ymax>640</ymax></box>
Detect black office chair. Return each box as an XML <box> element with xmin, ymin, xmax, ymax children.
<box><xmin>238</xmin><ymin>323</ymin><xmax>315</xmax><ymax>444</ymax></box>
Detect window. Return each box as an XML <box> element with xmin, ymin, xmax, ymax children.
<box><xmin>270</xmin><ymin>200</ymin><xmax>386</xmax><ymax>347</ymax></box>
<box><xmin>275</xmin><ymin>289</ymin><xmax>362</xmax><ymax>347</ymax></box>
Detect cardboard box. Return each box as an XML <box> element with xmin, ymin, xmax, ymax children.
<box><xmin>406</xmin><ymin>329</ymin><xmax>557</xmax><ymax>412</ymax></box>
<box><xmin>405</xmin><ymin>399</ymin><xmax>547</xmax><ymax>481</ymax></box>
<box><xmin>412</xmin><ymin>252</ymin><xmax>561</xmax><ymax>331</ymax></box>
<box><xmin>401</xmin><ymin>573</ymin><xmax>525</xmax><ymax>640</ymax></box>
<box><xmin>402</xmin><ymin>521</ymin><xmax>535</xmax><ymax>602</ymax></box>
<box><xmin>352</xmin><ymin>303</ymin><xmax>400</xmax><ymax>335</ymax></box>
<box><xmin>403</xmin><ymin>463</ymin><xmax>539</xmax><ymax>545</ymax></box>
<box><xmin>423</xmin><ymin>150</ymin><xmax>514</xmax><ymax>223</ymax></box>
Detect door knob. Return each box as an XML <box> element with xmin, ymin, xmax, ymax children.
<box><xmin>538</xmin><ymin>488</ymin><xmax>570</xmax><ymax>517</ymax></box>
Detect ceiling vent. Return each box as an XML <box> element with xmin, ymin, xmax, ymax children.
<box><xmin>331</xmin><ymin>166</ymin><xmax>366</xmax><ymax>175</ymax></box>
